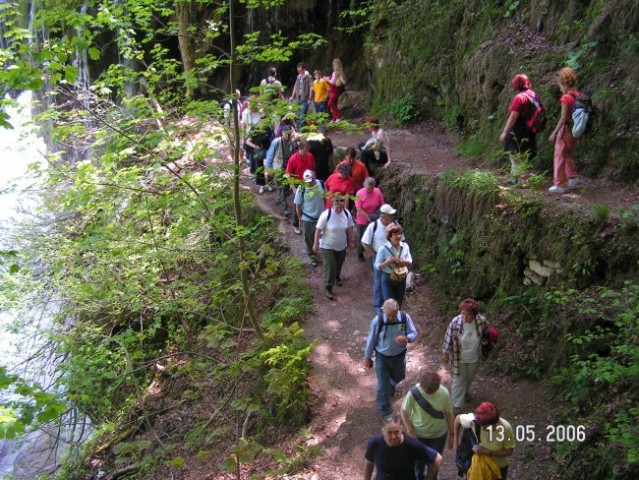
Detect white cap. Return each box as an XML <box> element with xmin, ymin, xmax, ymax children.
<box><xmin>380</xmin><ymin>204</ymin><xmax>397</xmax><ymax>215</ymax></box>
<box><xmin>303</xmin><ymin>169</ymin><xmax>315</xmax><ymax>182</ymax></box>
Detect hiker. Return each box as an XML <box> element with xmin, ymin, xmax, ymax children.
<box><xmin>364</xmin><ymin>413</ymin><xmax>442</xmax><ymax>480</ymax></box>
<box><xmin>354</xmin><ymin>177</ymin><xmax>384</xmax><ymax>263</ymax></box>
<box><xmin>374</xmin><ymin>224</ymin><xmax>412</xmax><ymax>308</ymax></box>
<box><xmin>289</xmin><ymin>62</ymin><xmax>313</xmax><ymax>129</ymax></box>
<box><xmin>266</xmin><ymin>126</ymin><xmax>297</xmax><ymax>209</ymax></box>
<box><xmin>326</xmin><ymin>58</ymin><xmax>347</xmax><ymax>123</ymax></box>
<box><xmin>259</xmin><ymin>66</ymin><xmax>284</xmax><ymax>100</ymax></box>
<box><xmin>243</xmin><ymin>103</ymin><xmax>273</xmax><ymax>194</ymax></box>
<box><xmin>442</xmin><ymin>298</ymin><xmax>489</xmax><ymax>414</ymax></box>
<box><xmin>335</xmin><ymin>147</ymin><xmax>369</xmax><ymax>193</ymax></box>
<box><xmin>454</xmin><ymin>402</ymin><xmax>515</xmax><ymax>479</ymax></box>
<box><xmin>364</xmin><ymin>299</ymin><xmax>418</xmax><ymax>417</ymax></box>
<box><xmin>312</xmin><ymin>69</ymin><xmax>330</xmax><ymax>114</ymax></box>
<box><xmin>307</xmin><ymin>125</ymin><xmax>334</xmax><ymax>181</ymax></box>
<box><xmin>324</xmin><ymin>162</ymin><xmax>355</xmax><ymax>209</ymax></box>
<box><xmin>360</xmin><ymin>116</ymin><xmax>392</xmax><ymax>176</ymax></box>
<box><xmin>499</xmin><ymin>73</ymin><xmax>540</xmax><ymax>182</ymax></box>
<box><xmin>548</xmin><ymin>67</ymin><xmax>580</xmax><ymax>194</ymax></box>
<box><xmin>361</xmin><ymin>204</ymin><xmax>401</xmax><ymax>314</ymax></box>
<box><xmin>312</xmin><ymin>196</ymin><xmax>355</xmax><ymax>300</ymax></box>
<box><xmin>286</xmin><ymin>139</ymin><xmax>316</xmax><ymax>234</ymax></box>
<box><xmin>401</xmin><ymin>371</ymin><xmax>454</xmax><ymax>480</ymax></box>
<box><xmin>294</xmin><ymin>169</ymin><xmax>326</xmax><ymax>267</ymax></box>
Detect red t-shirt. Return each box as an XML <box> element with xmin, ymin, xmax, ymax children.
<box><xmin>324</xmin><ymin>173</ymin><xmax>355</xmax><ymax>207</ymax></box>
<box><xmin>285</xmin><ymin>151</ymin><xmax>316</xmax><ymax>181</ymax></box>
<box><xmin>336</xmin><ymin>159</ymin><xmax>370</xmax><ymax>192</ymax></box>
<box><xmin>509</xmin><ymin>89</ymin><xmax>539</xmax><ymax>115</ymax></box>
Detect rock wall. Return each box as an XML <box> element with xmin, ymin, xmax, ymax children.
<box><xmin>376</xmin><ymin>165</ymin><xmax>639</xmax><ymax>300</ymax></box>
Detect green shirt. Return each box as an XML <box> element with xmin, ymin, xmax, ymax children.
<box><xmin>401</xmin><ymin>384</ymin><xmax>453</xmax><ymax>438</ymax></box>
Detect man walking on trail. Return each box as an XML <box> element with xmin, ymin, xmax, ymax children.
<box><xmin>364</xmin><ymin>298</ymin><xmax>418</xmax><ymax>418</ymax></box>
<box><xmin>289</xmin><ymin>62</ymin><xmax>313</xmax><ymax>129</ymax></box>
<box><xmin>286</xmin><ymin>140</ymin><xmax>316</xmax><ymax>235</ymax></box>
<box><xmin>294</xmin><ymin>169</ymin><xmax>326</xmax><ymax>267</ymax></box>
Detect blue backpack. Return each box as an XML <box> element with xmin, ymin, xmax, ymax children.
<box><xmin>455</xmin><ymin>421</ymin><xmax>480</xmax><ymax>476</ymax></box>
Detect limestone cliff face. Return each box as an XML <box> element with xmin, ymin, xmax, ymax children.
<box><xmin>364</xmin><ymin>0</ymin><xmax>639</xmax><ymax>183</ymax></box>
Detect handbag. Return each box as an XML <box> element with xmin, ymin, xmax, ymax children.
<box><xmin>385</xmin><ymin>245</ymin><xmax>408</xmax><ymax>282</ymax></box>
<box><xmin>390</xmin><ymin>264</ymin><xmax>409</xmax><ymax>282</ymax></box>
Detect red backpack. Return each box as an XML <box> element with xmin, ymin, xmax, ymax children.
<box><xmin>519</xmin><ymin>91</ymin><xmax>547</xmax><ymax>134</ymax></box>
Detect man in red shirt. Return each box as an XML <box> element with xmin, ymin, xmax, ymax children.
<box><xmin>335</xmin><ymin>147</ymin><xmax>369</xmax><ymax>192</ymax></box>
<box><xmin>285</xmin><ymin>140</ymin><xmax>316</xmax><ymax>234</ymax></box>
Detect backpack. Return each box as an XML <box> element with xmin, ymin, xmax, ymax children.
<box><xmin>520</xmin><ymin>91</ymin><xmax>547</xmax><ymax>134</ymax></box>
<box><xmin>570</xmin><ymin>92</ymin><xmax>594</xmax><ymax>138</ymax></box>
<box><xmin>455</xmin><ymin>420</ymin><xmax>481</xmax><ymax>477</ymax></box>
<box><xmin>375</xmin><ymin>311</ymin><xmax>407</xmax><ymax>340</ymax></box>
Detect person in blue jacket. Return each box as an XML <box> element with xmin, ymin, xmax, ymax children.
<box><xmin>364</xmin><ymin>298</ymin><xmax>418</xmax><ymax>417</ymax></box>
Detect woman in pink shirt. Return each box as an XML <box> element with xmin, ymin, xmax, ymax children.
<box><xmin>548</xmin><ymin>67</ymin><xmax>580</xmax><ymax>194</ymax></box>
<box><xmin>354</xmin><ymin>177</ymin><xmax>385</xmax><ymax>262</ymax></box>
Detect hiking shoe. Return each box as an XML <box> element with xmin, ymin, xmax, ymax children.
<box><xmin>568</xmin><ymin>177</ymin><xmax>579</xmax><ymax>188</ymax></box>
<box><xmin>548</xmin><ymin>185</ymin><xmax>566</xmax><ymax>194</ymax></box>
<box><xmin>293</xmin><ymin>226</ymin><xmax>302</xmax><ymax>235</ymax></box>
<box><xmin>324</xmin><ymin>288</ymin><xmax>334</xmax><ymax>300</ymax></box>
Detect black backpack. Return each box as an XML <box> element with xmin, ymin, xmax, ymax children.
<box><xmin>455</xmin><ymin>421</ymin><xmax>480</xmax><ymax>477</ymax></box>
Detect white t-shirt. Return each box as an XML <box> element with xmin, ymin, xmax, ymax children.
<box><xmin>361</xmin><ymin>219</ymin><xmax>401</xmax><ymax>253</ymax></box>
<box><xmin>316</xmin><ymin>208</ymin><xmax>354</xmax><ymax>251</ymax></box>
<box><xmin>459</xmin><ymin>319</ymin><xmax>481</xmax><ymax>363</ymax></box>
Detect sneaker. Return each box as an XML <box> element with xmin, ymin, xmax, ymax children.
<box><xmin>324</xmin><ymin>287</ymin><xmax>334</xmax><ymax>301</ymax></box>
<box><xmin>548</xmin><ymin>185</ymin><xmax>566</xmax><ymax>194</ymax></box>
<box><xmin>267</xmin><ymin>185</ymin><xmax>274</xmax><ymax>192</ymax></box>
<box><xmin>568</xmin><ymin>177</ymin><xmax>579</xmax><ymax>188</ymax></box>
<box><xmin>335</xmin><ymin>277</ymin><xmax>343</xmax><ymax>286</ymax></box>
<box><xmin>358</xmin><ymin>254</ymin><xmax>366</xmax><ymax>263</ymax></box>
<box><xmin>293</xmin><ymin>226</ymin><xmax>302</xmax><ymax>235</ymax></box>
<box><xmin>310</xmin><ymin>258</ymin><xmax>318</xmax><ymax>267</ymax></box>
<box><xmin>258</xmin><ymin>186</ymin><xmax>265</xmax><ymax>194</ymax></box>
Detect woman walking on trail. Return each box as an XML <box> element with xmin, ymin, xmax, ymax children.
<box><xmin>548</xmin><ymin>67</ymin><xmax>580</xmax><ymax>194</ymax></box>
<box><xmin>354</xmin><ymin>177</ymin><xmax>384</xmax><ymax>262</ymax></box>
<box><xmin>374</xmin><ymin>224</ymin><xmax>412</xmax><ymax>308</ymax></box>
<box><xmin>326</xmin><ymin>58</ymin><xmax>347</xmax><ymax>122</ymax></box>
<box><xmin>442</xmin><ymin>298</ymin><xmax>489</xmax><ymax>414</ymax></box>
<box><xmin>499</xmin><ymin>73</ymin><xmax>539</xmax><ymax>182</ymax></box>
<box><xmin>454</xmin><ymin>402</ymin><xmax>515</xmax><ymax>479</ymax></box>
<box><xmin>313</xmin><ymin>196</ymin><xmax>355</xmax><ymax>301</ymax></box>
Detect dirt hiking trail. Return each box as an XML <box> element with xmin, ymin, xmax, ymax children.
<box><xmin>249</xmin><ymin>121</ymin><xmax>603</xmax><ymax>479</ymax></box>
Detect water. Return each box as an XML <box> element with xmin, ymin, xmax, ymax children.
<box><xmin>0</xmin><ymin>91</ymin><xmax>52</xmax><ymax>478</ymax></box>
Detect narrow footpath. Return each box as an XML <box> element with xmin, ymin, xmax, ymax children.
<box><xmin>254</xmin><ymin>124</ymin><xmax>561</xmax><ymax>480</ymax></box>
